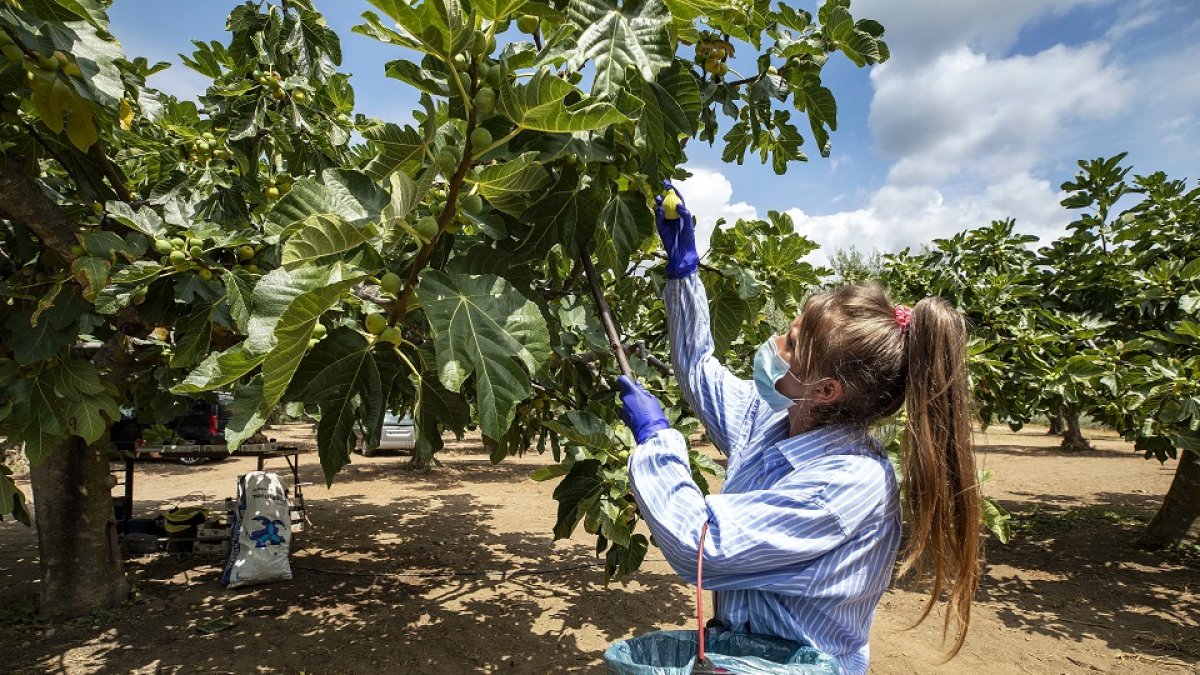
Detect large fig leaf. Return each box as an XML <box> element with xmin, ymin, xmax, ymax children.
<box><xmin>567</xmin><ymin>0</ymin><xmax>672</xmax><ymax>96</ymax></box>
<box><xmin>417</xmin><ymin>271</ymin><xmax>550</xmax><ymax>440</ymax></box>
<box><xmin>499</xmin><ymin>70</ymin><xmax>628</xmax><ymax>133</ymax></box>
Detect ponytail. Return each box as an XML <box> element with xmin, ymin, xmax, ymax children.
<box><xmin>899</xmin><ymin>297</ymin><xmax>981</xmax><ymax>657</ymax></box>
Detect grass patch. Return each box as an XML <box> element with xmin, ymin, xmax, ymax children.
<box><xmin>1010</xmin><ymin>504</ymin><xmax>1152</xmax><ymax>538</ymax></box>
<box><xmin>0</xmin><ymin>597</ymin><xmax>38</xmax><ymax>633</ymax></box>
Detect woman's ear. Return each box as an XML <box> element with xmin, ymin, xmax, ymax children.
<box><xmin>811</xmin><ymin>378</ymin><xmax>843</xmax><ymax>405</ymax></box>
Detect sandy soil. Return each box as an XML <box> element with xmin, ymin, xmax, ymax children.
<box><xmin>0</xmin><ymin>425</ymin><xmax>1196</xmax><ymax>674</ymax></box>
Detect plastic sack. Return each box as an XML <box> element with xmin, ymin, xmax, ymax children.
<box><xmin>222</xmin><ymin>471</ymin><xmax>292</xmax><ymax>589</ymax></box>
<box><xmin>604</xmin><ymin>628</ymin><xmax>839</xmax><ymax>675</ymax></box>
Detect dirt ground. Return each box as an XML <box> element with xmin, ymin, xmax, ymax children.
<box><xmin>1</xmin><ymin>425</ymin><xmax>1197</xmax><ymax>674</ymax></box>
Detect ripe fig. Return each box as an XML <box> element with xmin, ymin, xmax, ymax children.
<box><xmin>662</xmin><ymin>189</ymin><xmax>682</xmax><ymax>219</ymax></box>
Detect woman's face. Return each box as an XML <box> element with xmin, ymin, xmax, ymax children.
<box><xmin>773</xmin><ymin>316</ymin><xmax>807</xmax><ymax>400</ymax></box>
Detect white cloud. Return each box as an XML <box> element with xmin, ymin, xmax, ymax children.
<box><xmin>871</xmin><ymin>43</ymin><xmax>1131</xmax><ymax>185</ymax></box>
<box><xmin>853</xmin><ymin>0</ymin><xmax>1110</xmax><ymax>70</ymax></box>
<box><xmin>674</xmin><ymin>167</ymin><xmax>758</xmax><ymax>254</ymax></box>
<box><xmin>769</xmin><ymin>1</ymin><xmax>1147</xmax><ymax>263</ymax></box>
<box><xmin>788</xmin><ymin>173</ymin><xmax>1070</xmax><ymax>263</ymax></box>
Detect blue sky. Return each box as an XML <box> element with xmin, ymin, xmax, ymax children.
<box><xmin>109</xmin><ymin>0</ymin><xmax>1199</xmax><ymax>260</ymax></box>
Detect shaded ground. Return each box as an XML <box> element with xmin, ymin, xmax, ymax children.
<box><xmin>0</xmin><ymin>425</ymin><xmax>1196</xmax><ymax>673</ymax></box>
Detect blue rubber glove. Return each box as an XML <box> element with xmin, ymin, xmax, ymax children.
<box><xmin>616</xmin><ymin>375</ymin><xmax>671</xmax><ymax>444</ymax></box>
<box><xmin>654</xmin><ymin>180</ymin><xmax>699</xmax><ymax>279</ymax></box>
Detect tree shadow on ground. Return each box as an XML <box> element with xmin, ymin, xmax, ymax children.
<box><xmin>2</xmin><ymin>457</ymin><xmax>692</xmax><ymax>674</ymax></box>
<box><xmin>975</xmin><ymin>442</ymin><xmax>1137</xmax><ymax>459</ymax></box>
<box><xmin>979</xmin><ymin>491</ymin><xmax>1200</xmax><ymax>667</ymax></box>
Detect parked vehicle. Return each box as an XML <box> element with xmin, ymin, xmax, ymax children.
<box><xmin>109</xmin><ymin>394</ymin><xmax>234</xmax><ymax>465</ymax></box>
<box><xmin>355</xmin><ymin>412</ymin><xmax>416</xmax><ymax>457</ymax></box>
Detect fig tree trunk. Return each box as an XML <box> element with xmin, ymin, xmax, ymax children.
<box><xmin>29</xmin><ymin>436</ymin><xmax>128</xmax><ymax>620</ymax></box>
<box><xmin>1140</xmin><ymin>451</ymin><xmax>1200</xmax><ymax>549</ymax></box>
<box><xmin>1047</xmin><ymin>413</ymin><xmax>1064</xmax><ymax>435</ymax></box>
<box><xmin>1060</xmin><ymin>409</ymin><xmax>1092</xmax><ymax>452</ymax></box>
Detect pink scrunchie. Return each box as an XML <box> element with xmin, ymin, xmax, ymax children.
<box><xmin>893</xmin><ymin>305</ymin><xmax>912</xmax><ymax>334</ymax></box>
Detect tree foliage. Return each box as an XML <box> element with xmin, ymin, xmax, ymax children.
<box><xmin>0</xmin><ymin>0</ymin><xmax>889</xmax><ymax>580</ymax></box>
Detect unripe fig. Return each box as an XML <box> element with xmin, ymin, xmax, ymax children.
<box><xmin>516</xmin><ymin>15</ymin><xmax>539</xmax><ymax>34</ymax></box>
<box><xmin>452</xmin><ymin>53</ymin><xmax>469</xmax><ymax>71</ymax></box>
<box><xmin>380</xmin><ymin>271</ymin><xmax>403</xmax><ymax>294</ymax></box>
<box><xmin>70</xmin><ymin>244</ymin><xmax>84</xmax><ymax>256</ymax></box>
<box><xmin>364</xmin><ymin>313</ymin><xmax>388</xmax><ymax>335</ymax></box>
<box><xmin>379</xmin><ymin>326</ymin><xmax>402</xmax><ymax>345</ymax></box>
<box><xmin>169</xmin><ymin>250</ymin><xmax>188</xmax><ymax>266</ymax></box>
<box><xmin>435</xmin><ymin>149</ymin><xmax>458</xmax><ymax>175</ymax></box>
<box><xmin>154</xmin><ymin>239</ymin><xmax>174</xmax><ymax>255</ymax></box>
<box><xmin>244</xmin><ymin>263</ymin><xmax>260</xmax><ymax>274</ymax></box>
<box><xmin>414</xmin><ymin>216</ymin><xmax>439</xmax><ymax>242</ymax></box>
<box><xmin>38</xmin><ymin>54</ymin><xmax>59</xmax><ymax>71</ymax></box>
<box><xmin>292</xmin><ymin>90</ymin><xmax>307</xmax><ymax>103</ymax></box>
<box><xmin>312</xmin><ymin>322</ymin><xmax>327</xmax><ymax>339</ymax></box>
<box><xmin>238</xmin><ymin>245</ymin><xmax>255</xmax><ymax>261</ymax></box>
<box><xmin>461</xmin><ymin>193</ymin><xmax>484</xmax><ymax>214</ymax></box>
<box><xmin>198</xmin><ymin>268</ymin><xmax>214</xmax><ymax>282</ymax></box>
<box><xmin>265</xmin><ymin>186</ymin><xmax>281</xmax><ymax>201</ymax></box>
<box><xmin>473</xmin><ymin>87</ymin><xmax>496</xmax><ymax>114</ymax></box>
<box><xmin>53</xmin><ymin>51</ymin><xmax>69</xmax><ymax>68</ymax></box>
<box><xmin>91</xmin><ymin>201</ymin><xmax>105</xmax><ymax>214</ymax></box>
<box><xmin>170</xmin><ymin>237</ymin><xmax>186</xmax><ymax>249</ymax></box>
<box><xmin>189</xmin><ymin>245</ymin><xmax>203</xmax><ymax>258</ymax></box>
<box><xmin>470</xmin><ymin>127</ymin><xmax>492</xmax><ymax>151</ymax></box>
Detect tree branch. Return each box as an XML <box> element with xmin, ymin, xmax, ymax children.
<box><xmin>0</xmin><ymin>161</ymin><xmax>80</xmax><ymax>263</ymax></box>
<box><xmin>392</xmin><ymin>68</ymin><xmax>482</xmax><ymax>322</ymax></box>
<box><xmin>580</xmin><ymin>254</ymin><xmax>633</xmax><ymax>379</ymax></box>
<box><xmin>0</xmin><ymin>157</ymin><xmax>150</xmax><ymax>337</ymax></box>
<box><xmin>726</xmin><ymin>75</ymin><xmax>758</xmax><ymax>88</ymax></box>
<box><xmin>88</xmin><ymin>142</ymin><xmax>132</xmax><ymax>203</ymax></box>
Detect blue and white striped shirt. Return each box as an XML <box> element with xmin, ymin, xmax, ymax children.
<box><xmin>628</xmin><ymin>273</ymin><xmax>901</xmax><ymax>675</ymax></box>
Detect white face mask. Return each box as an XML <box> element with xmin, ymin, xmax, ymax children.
<box><xmin>752</xmin><ymin>337</ymin><xmax>805</xmax><ymax>411</ymax></box>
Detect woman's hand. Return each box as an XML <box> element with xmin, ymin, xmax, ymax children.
<box><xmin>654</xmin><ymin>180</ymin><xmax>699</xmax><ymax>279</ymax></box>
<box><xmin>616</xmin><ymin>375</ymin><xmax>671</xmax><ymax>444</ymax></box>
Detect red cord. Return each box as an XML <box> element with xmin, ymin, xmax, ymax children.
<box><xmin>697</xmin><ymin>520</ymin><xmax>709</xmax><ymax>664</ymax></box>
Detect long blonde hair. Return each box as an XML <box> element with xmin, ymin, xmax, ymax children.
<box><xmin>792</xmin><ymin>284</ymin><xmax>981</xmax><ymax>657</ymax></box>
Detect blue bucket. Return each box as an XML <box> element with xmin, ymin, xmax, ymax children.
<box><xmin>603</xmin><ymin>627</ymin><xmax>839</xmax><ymax>674</ymax></box>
